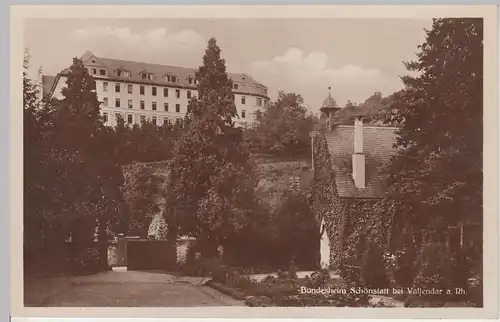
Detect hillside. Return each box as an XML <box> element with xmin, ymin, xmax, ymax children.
<box><xmin>251</xmin><ymin>154</ymin><xmax>312</xmax><ymax>213</ymax></box>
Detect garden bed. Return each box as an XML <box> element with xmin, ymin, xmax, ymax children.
<box><xmin>183</xmin><ymin>259</ymin><xmax>373</xmax><ymax>307</ymax></box>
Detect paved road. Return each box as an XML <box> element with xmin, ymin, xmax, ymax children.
<box><xmin>25</xmin><ymin>270</ymin><xmax>244</xmax><ymax>307</ymax></box>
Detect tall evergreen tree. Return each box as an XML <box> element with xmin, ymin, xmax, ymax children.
<box><xmin>384</xmin><ymin>19</ymin><xmax>482</xmax><ymax>285</ymax></box>
<box><xmin>43</xmin><ymin>58</ymin><xmax>104</xmax><ymax>242</ymax></box>
<box><xmin>167</xmin><ymin>38</ymin><xmax>256</xmax><ymax>257</ymax></box>
<box><xmin>44</xmin><ymin>58</ymin><xmax>126</xmax><ymax>266</ymax></box>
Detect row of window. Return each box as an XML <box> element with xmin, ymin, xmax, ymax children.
<box><xmin>102</xmin><ymin>98</ymin><xmax>183</xmax><ymax>113</ymax></box>
<box><xmin>89</xmin><ymin>68</ymin><xmax>107</xmax><ymax>77</ymax></box>
<box><xmin>102</xmin><ymin>82</ymin><xmax>264</xmax><ymax>106</ymax></box>
<box><xmin>87</xmin><ymin>67</ymin><xmax>199</xmax><ymax>85</ymax></box>
<box><xmin>102</xmin><ymin>98</ymin><xmax>248</xmax><ymax>119</ymax></box>
<box><xmin>87</xmin><ymin>67</ymin><xmax>267</xmax><ymax>96</ymax></box>
<box><xmin>103</xmin><ymin>112</ymin><xmax>183</xmax><ymax>126</ymax></box>
<box><xmin>102</xmin><ymin>82</ymin><xmax>192</xmax><ymax>99</ymax></box>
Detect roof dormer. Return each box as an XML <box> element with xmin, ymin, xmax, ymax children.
<box><xmin>114</xmin><ymin>67</ymin><xmax>131</xmax><ymax>78</ymax></box>
<box><xmin>187</xmin><ymin>75</ymin><xmax>198</xmax><ymax>85</ymax></box>
<box><xmin>140</xmin><ymin>70</ymin><xmax>155</xmax><ymax>81</ymax></box>
<box><xmin>164</xmin><ymin>73</ymin><xmax>178</xmax><ymax>83</ymax></box>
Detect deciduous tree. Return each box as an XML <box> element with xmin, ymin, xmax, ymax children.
<box><xmin>245</xmin><ymin>91</ymin><xmax>317</xmax><ymax>158</ymax></box>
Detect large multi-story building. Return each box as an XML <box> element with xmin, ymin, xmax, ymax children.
<box><xmin>43</xmin><ymin>50</ymin><xmax>269</xmax><ymax>127</ymax></box>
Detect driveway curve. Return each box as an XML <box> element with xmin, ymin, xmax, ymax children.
<box><xmin>25</xmin><ymin>270</ymin><xmax>244</xmax><ymax>307</ymax></box>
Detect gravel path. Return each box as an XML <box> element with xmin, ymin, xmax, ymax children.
<box><xmin>25</xmin><ymin>270</ymin><xmax>243</xmax><ymax>307</ymax></box>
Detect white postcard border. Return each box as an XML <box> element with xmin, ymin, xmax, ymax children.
<box><xmin>10</xmin><ymin>4</ymin><xmax>499</xmax><ymax>319</ymax></box>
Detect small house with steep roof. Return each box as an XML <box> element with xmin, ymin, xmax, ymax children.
<box><xmin>311</xmin><ymin>88</ymin><xmax>399</xmax><ymax>270</ymax></box>
<box><xmin>311</xmin><ymin>88</ymin><xmax>481</xmax><ymax>272</ymax></box>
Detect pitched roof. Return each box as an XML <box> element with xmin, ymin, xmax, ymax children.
<box><xmin>41</xmin><ymin>75</ymin><xmax>57</xmax><ymax>98</ymax></box>
<box><xmin>325</xmin><ymin>125</ymin><xmax>399</xmax><ymax>198</ymax></box>
<box><xmin>76</xmin><ymin>51</ymin><xmax>268</xmax><ymax>97</ymax></box>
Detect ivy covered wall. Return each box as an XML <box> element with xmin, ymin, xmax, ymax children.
<box><xmin>311</xmin><ymin>131</ymin><xmax>346</xmax><ymax>270</ymax></box>
<box><xmin>311</xmin><ymin>131</ymin><xmax>394</xmax><ymax>271</ymax></box>
<box><xmin>342</xmin><ymin>199</ymin><xmax>377</xmax><ymax>267</ymax></box>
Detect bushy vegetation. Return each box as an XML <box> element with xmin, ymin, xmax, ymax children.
<box><xmin>222</xmin><ymin>188</ymin><xmax>319</xmax><ymax>272</ymax></box>
<box><xmin>181</xmin><ymin>257</ymin><xmax>370</xmax><ymax>307</ymax></box>
<box><xmin>24</xmin><ymin>52</ymin><xmax>125</xmax><ymax>272</ymax></box>
<box><xmin>329</xmin><ymin>91</ymin><xmax>403</xmax><ymax>127</ymax></box>
<box><xmin>25</xmin><ymin>38</ymin><xmax>315</xmax><ymax>274</ymax></box>
<box><xmin>244</xmin><ymin>91</ymin><xmax>318</xmax><ymax>159</ymax></box>
<box><xmin>337</xmin><ymin>19</ymin><xmax>483</xmax><ymax>307</ymax></box>
<box><xmin>384</xmin><ymin>18</ymin><xmax>482</xmax><ymax>304</ymax></box>
<box><xmin>360</xmin><ymin>243</ymin><xmax>390</xmax><ymax>289</ymax></box>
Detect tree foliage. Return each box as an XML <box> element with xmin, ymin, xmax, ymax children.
<box><xmin>24</xmin><ymin>49</ymin><xmax>50</xmax><ymax>247</ymax></box>
<box><xmin>372</xmin><ymin>19</ymin><xmax>483</xmax><ymax>290</ymax></box>
<box><xmin>330</xmin><ymin>91</ymin><xmax>402</xmax><ymax>126</ymax></box>
<box><xmin>360</xmin><ymin>242</ymin><xmax>389</xmax><ymax>289</ymax></box>
<box><xmin>276</xmin><ymin>191</ymin><xmax>319</xmax><ymax>267</ymax></box>
<box><xmin>121</xmin><ymin>161</ymin><xmax>170</xmax><ymax>237</ymax></box>
<box><xmin>114</xmin><ymin>117</ymin><xmax>183</xmax><ymax>164</ymax></box>
<box><xmin>386</xmin><ymin>18</ymin><xmax>482</xmax><ymax>237</ymax></box>
<box><xmin>166</xmin><ymin>38</ymin><xmax>257</xmax><ymax>257</ymax></box>
<box><xmin>24</xmin><ymin>55</ymin><xmax>128</xmax><ymax>269</ymax></box>
<box><xmin>148</xmin><ymin>212</ymin><xmax>169</xmax><ymax>240</ymax></box>
<box><xmin>245</xmin><ymin>91</ymin><xmax>317</xmax><ymax>158</ymax></box>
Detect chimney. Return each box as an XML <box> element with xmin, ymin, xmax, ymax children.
<box><xmin>352</xmin><ymin>115</ymin><xmax>365</xmax><ymax>188</ymax></box>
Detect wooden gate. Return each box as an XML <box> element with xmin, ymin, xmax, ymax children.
<box><xmin>108</xmin><ymin>237</ymin><xmax>178</xmax><ymax>270</ymax></box>
<box><xmin>127</xmin><ymin>240</ymin><xmax>177</xmax><ymax>270</ymax></box>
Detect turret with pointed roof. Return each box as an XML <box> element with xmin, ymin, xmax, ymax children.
<box><xmin>320</xmin><ymin>87</ymin><xmax>341</xmax><ymax>130</ymax></box>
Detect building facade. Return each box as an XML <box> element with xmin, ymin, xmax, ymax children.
<box><xmin>45</xmin><ymin>50</ymin><xmax>269</xmax><ymax>127</ymax></box>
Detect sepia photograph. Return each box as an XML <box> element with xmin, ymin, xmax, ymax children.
<box><xmin>10</xmin><ymin>4</ymin><xmax>498</xmax><ymax>319</ymax></box>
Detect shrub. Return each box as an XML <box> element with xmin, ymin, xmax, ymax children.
<box><xmin>181</xmin><ymin>257</ymin><xmax>225</xmax><ymax>277</ymax></box>
<box><xmin>305</xmin><ymin>269</ymin><xmax>331</xmax><ymax>288</ymax></box>
<box><xmin>412</xmin><ymin>241</ymin><xmax>462</xmax><ymax>301</ymax></box>
<box><xmin>340</xmin><ymin>261</ymin><xmax>362</xmax><ymax>288</ymax></box>
<box><xmin>288</xmin><ymin>257</ymin><xmax>298</xmax><ymax>279</ymax></box>
<box><xmin>302</xmin><ymin>269</ymin><xmax>370</xmax><ymax>307</ymax></box>
<box><xmin>276</xmin><ymin>295</ymin><xmax>306</xmax><ymax>306</ymax></box>
<box><xmin>180</xmin><ymin>256</ymin><xmax>249</xmax><ymax>288</ymax></box>
<box><xmin>393</xmin><ymin>247</ymin><xmax>417</xmax><ymax>288</ymax></box>
<box><xmin>147</xmin><ymin>213</ymin><xmax>168</xmax><ymax>240</ymax></box>
<box><xmin>360</xmin><ymin>243</ymin><xmax>389</xmax><ymax>289</ymax></box>
<box><xmin>70</xmin><ymin>247</ymin><xmax>101</xmax><ymax>274</ymax></box>
<box><xmin>404</xmin><ymin>296</ymin><xmax>446</xmax><ymax>308</ymax></box>
<box><xmin>245</xmin><ymin>295</ymin><xmax>275</xmax><ymax>307</ymax></box>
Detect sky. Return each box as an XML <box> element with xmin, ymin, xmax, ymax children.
<box><xmin>24</xmin><ymin>18</ymin><xmax>432</xmax><ymax>114</ymax></box>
